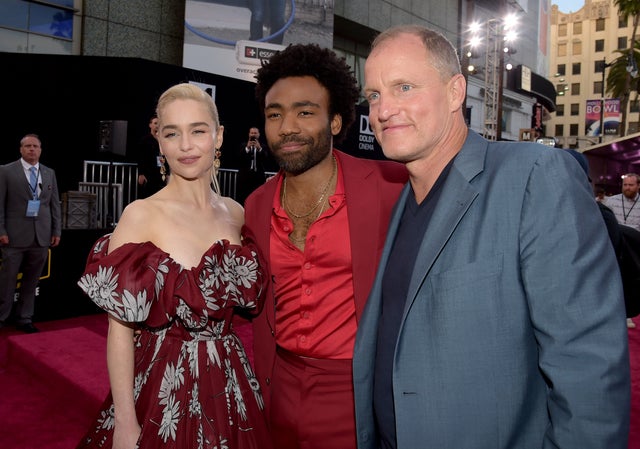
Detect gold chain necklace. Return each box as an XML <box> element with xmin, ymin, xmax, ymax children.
<box><xmin>282</xmin><ymin>156</ymin><xmax>336</xmax><ymax>219</ymax></box>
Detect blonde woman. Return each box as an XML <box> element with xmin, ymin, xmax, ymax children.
<box><xmin>77</xmin><ymin>83</ymin><xmax>270</xmax><ymax>449</ymax></box>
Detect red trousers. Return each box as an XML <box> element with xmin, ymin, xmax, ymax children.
<box><xmin>270</xmin><ymin>347</ymin><xmax>357</xmax><ymax>449</ymax></box>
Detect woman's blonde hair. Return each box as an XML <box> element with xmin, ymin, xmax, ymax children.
<box><xmin>156</xmin><ymin>83</ymin><xmax>222</xmax><ymax>193</ymax></box>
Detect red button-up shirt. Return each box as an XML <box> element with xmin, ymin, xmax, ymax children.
<box><xmin>270</xmin><ymin>159</ymin><xmax>357</xmax><ymax>359</ymax></box>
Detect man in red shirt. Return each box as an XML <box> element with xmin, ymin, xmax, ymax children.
<box><xmin>243</xmin><ymin>44</ymin><xmax>407</xmax><ymax>449</ymax></box>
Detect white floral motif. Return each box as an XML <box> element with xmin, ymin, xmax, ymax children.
<box><xmin>206</xmin><ymin>339</ymin><xmax>222</xmax><ymax>368</ymax></box>
<box><xmin>199</xmin><ymin>255</ymin><xmax>223</xmax><ymax>311</ymax></box>
<box><xmin>188</xmin><ymin>383</ymin><xmax>201</xmax><ymax>418</ymax></box>
<box><xmin>78</xmin><ymin>265</ymin><xmax>119</xmax><ymax>310</ymax></box>
<box><xmin>159</xmin><ymin>362</ymin><xmax>185</xmax><ymax>407</ymax></box>
<box><xmin>97</xmin><ymin>403</ymin><xmax>115</xmax><ymax>430</ymax></box>
<box><xmin>184</xmin><ymin>339</ymin><xmax>199</xmax><ymax>378</ymax></box>
<box><xmin>231</xmin><ymin>254</ymin><xmax>259</xmax><ymax>289</ymax></box>
<box><xmin>120</xmin><ymin>288</ymin><xmax>151</xmax><ymax>321</ymax></box>
<box><xmin>224</xmin><ymin>358</ymin><xmax>248</xmax><ymax>421</ymax></box>
<box><xmin>159</xmin><ymin>394</ymin><xmax>180</xmax><ymax>442</ymax></box>
<box><xmin>155</xmin><ymin>258</ymin><xmax>169</xmax><ymax>298</ymax></box>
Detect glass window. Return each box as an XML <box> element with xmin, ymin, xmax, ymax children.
<box><xmin>0</xmin><ymin>0</ymin><xmax>28</xmax><ymax>30</ymax></box>
<box><xmin>573</xmin><ymin>22</ymin><xmax>582</xmax><ymax>34</ymax></box>
<box><xmin>558</xmin><ymin>23</ymin><xmax>567</xmax><ymax>37</ymax></box>
<box><xmin>572</xmin><ymin>63</ymin><xmax>581</xmax><ymax>75</ymax></box>
<box><xmin>629</xmin><ymin>122</ymin><xmax>640</xmax><ymax>134</ymax></box>
<box><xmin>631</xmin><ymin>100</ymin><xmax>640</xmax><ymax>113</ymax></box>
<box><xmin>555</xmin><ymin>124</ymin><xmax>564</xmax><ymax>137</ymax></box>
<box><xmin>570</xmin><ymin>123</ymin><xmax>579</xmax><ymax>135</ymax></box>
<box><xmin>618</xmin><ymin>36</ymin><xmax>627</xmax><ymax>49</ymax></box>
<box><xmin>558</xmin><ymin>42</ymin><xmax>567</xmax><ymax>57</ymax></box>
<box><xmin>572</xmin><ymin>40</ymin><xmax>582</xmax><ymax>55</ymax></box>
<box><xmin>595</xmin><ymin>39</ymin><xmax>604</xmax><ymax>52</ymax></box>
<box><xmin>29</xmin><ymin>4</ymin><xmax>72</xmax><ymax>39</ymax></box>
<box><xmin>556</xmin><ymin>104</ymin><xmax>565</xmax><ymax>116</ymax></box>
<box><xmin>595</xmin><ymin>59</ymin><xmax>606</xmax><ymax>72</ymax></box>
<box><xmin>571</xmin><ymin>103</ymin><xmax>580</xmax><ymax>116</ymax></box>
<box><xmin>51</xmin><ymin>0</ymin><xmax>75</xmax><ymax>6</ymax></box>
<box><xmin>557</xmin><ymin>64</ymin><xmax>566</xmax><ymax>76</ymax></box>
<box><xmin>571</xmin><ymin>83</ymin><xmax>580</xmax><ymax>95</ymax></box>
<box><xmin>619</xmin><ymin>16</ymin><xmax>628</xmax><ymax>28</ymax></box>
<box><xmin>596</xmin><ymin>18</ymin><xmax>605</xmax><ymax>31</ymax></box>
<box><xmin>0</xmin><ymin>1</ymin><xmax>73</xmax><ymax>40</ymax></box>
<box><xmin>594</xmin><ymin>81</ymin><xmax>603</xmax><ymax>95</ymax></box>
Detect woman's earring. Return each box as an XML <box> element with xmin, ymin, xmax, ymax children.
<box><xmin>159</xmin><ymin>154</ymin><xmax>167</xmax><ymax>182</ymax></box>
<box><xmin>214</xmin><ymin>148</ymin><xmax>222</xmax><ymax>169</ymax></box>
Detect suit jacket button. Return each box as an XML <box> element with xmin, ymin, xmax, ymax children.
<box><xmin>265</xmin><ymin>377</ymin><xmax>271</xmax><ymax>386</ymax></box>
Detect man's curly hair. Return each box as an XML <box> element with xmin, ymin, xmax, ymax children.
<box><xmin>255</xmin><ymin>44</ymin><xmax>359</xmax><ymax>144</ymax></box>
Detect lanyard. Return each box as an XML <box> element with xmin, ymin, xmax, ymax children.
<box><xmin>622</xmin><ymin>195</ymin><xmax>638</xmax><ymax>222</ymax></box>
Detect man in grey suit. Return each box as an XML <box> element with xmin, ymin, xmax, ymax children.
<box><xmin>353</xmin><ymin>25</ymin><xmax>630</xmax><ymax>448</ymax></box>
<box><xmin>0</xmin><ymin>134</ymin><xmax>61</xmax><ymax>333</ymax></box>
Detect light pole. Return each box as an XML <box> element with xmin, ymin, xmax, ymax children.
<box><xmin>599</xmin><ymin>58</ymin><xmax>612</xmax><ymax>144</ymax></box>
<box><xmin>467</xmin><ymin>12</ymin><xmax>517</xmax><ymax>141</ymax></box>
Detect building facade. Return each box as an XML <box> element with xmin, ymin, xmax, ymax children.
<box><xmin>549</xmin><ymin>0</ymin><xmax>639</xmax><ymax>149</ymax></box>
<box><xmin>1</xmin><ymin>0</ymin><xmax>555</xmax><ymax>142</ymax></box>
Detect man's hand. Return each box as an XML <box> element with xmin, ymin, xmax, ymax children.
<box><xmin>0</xmin><ymin>235</ymin><xmax>8</xmax><ymax>245</ymax></box>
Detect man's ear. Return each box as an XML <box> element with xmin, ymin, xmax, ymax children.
<box><xmin>330</xmin><ymin>113</ymin><xmax>342</xmax><ymax>136</ymax></box>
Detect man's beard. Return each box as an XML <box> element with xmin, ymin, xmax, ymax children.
<box><xmin>271</xmin><ymin>126</ymin><xmax>333</xmax><ymax>176</ymax></box>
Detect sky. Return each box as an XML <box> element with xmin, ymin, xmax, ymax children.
<box><xmin>553</xmin><ymin>0</ymin><xmax>586</xmax><ymax>13</ymax></box>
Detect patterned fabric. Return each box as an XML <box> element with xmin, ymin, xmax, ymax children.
<box><xmin>76</xmin><ymin>234</ymin><xmax>269</xmax><ymax>449</ymax></box>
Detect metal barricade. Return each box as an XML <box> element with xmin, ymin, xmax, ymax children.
<box><xmin>82</xmin><ymin>161</ymin><xmax>137</xmax><ymax>227</ymax></box>
<box><xmin>78</xmin><ymin>182</ymin><xmax>122</xmax><ymax>229</ymax></box>
<box><xmin>217</xmin><ymin>168</ymin><xmax>238</xmax><ymax>199</ymax></box>
<box><xmin>83</xmin><ymin>161</ymin><xmax>138</xmax><ymax>206</ymax></box>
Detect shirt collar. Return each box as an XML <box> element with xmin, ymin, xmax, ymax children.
<box><xmin>20</xmin><ymin>158</ymin><xmax>39</xmax><ymax>172</ymax></box>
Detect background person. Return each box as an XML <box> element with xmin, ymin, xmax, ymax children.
<box><xmin>353</xmin><ymin>25</ymin><xmax>630</xmax><ymax>449</ymax></box>
<box><xmin>249</xmin><ymin>0</ymin><xmax>286</xmax><ymax>44</ymax></box>
<box><xmin>76</xmin><ymin>83</ymin><xmax>270</xmax><ymax>449</ymax></box>
<box><xmin>602</xmin><ymin>173</ymin><xmax>640</xmax><ymax>231</ymax></box>
<box><xmin>236</xmin><ymin>126</ymin><xmax>270</xmax><ymax>205</ymax></box>
<box><xmin>602</xmin><ymin>172</ymin><xmax>640</xmax><ymax>327</ymax></box>
<box><xmin>134</xmin><ymin>113</ymin><xmax>166</xmax><ymax>199</ymax></box>
<box><xmin>243</xmin><ymin>43</ymin><xmax>407</xmax><ymax>449</ymax></box>
<box><xmin>0</xmin><ymin>134</ymin><xmax>61</xmax><ymax>333</ymax></box>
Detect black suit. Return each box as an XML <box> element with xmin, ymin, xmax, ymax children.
<box><xmin>236</xmin><ymin>140</ymin><xmax>269</xmax><ymax>205</ymax></box>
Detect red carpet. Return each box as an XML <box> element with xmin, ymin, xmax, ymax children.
<box><xmin>0</xmin><ymin>314</ymin><xmax>637</xmax><ymax>448</ymax></box>
<box><xmin>630</xmin><ymin>324</ymin><xmax>640</xmax><ymax>449</ymax></box>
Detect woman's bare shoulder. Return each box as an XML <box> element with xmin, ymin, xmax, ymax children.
<box><xmin>109</xmin><ymin>199</ymin><xmax>161</xmax><ymax>251</ymax></box>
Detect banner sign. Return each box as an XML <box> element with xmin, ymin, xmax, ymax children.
<box><xmin>183</xmin><ymin>0</ymin><xmax>334</xmax><ymax>83</ymax></box>
<box><xmin>586</xmin><ymin>98</ymin><xmax>621</xmax><ymax>137</ymax></box>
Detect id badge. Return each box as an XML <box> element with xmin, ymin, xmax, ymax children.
<box><xmin>26</xmin><ymin>199</ymin><xmax>41</xmax><ymax>217</ymax></box>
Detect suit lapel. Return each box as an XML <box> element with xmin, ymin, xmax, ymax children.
<box><xmin>11</xmin><ymin>161</ymin><xmax>33</xmax><ymax>198</ymax></box>
<box><xmin>340</xmin><ymin>152</ymin><xmax>381</xmax><ymax>320</ymax></box>
<box><xmin>402</xmin><ymin>132</ymin><xmax>487</xmax><ymax>318</ymax></box>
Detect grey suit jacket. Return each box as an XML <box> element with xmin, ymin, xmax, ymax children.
<box><xmin>0</xmin><ymin>160</ymin><xmax>61</xmax><ymax>247</ymax></box>
<box><xmin>353</xmin><ymin>131</ymin><xmax>630</xmax><ymax>449</ymax></box>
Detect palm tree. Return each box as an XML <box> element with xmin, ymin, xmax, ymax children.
<box><xmin>607</xmin><ymin>0</ymin><xmax>640</xmax><ymax>136</ymax></box>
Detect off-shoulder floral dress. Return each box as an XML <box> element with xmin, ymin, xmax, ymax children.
<box><xmin>76</xmin><ymin>234</ymin><xmax>270</xmax><ymax>449</ymax></box>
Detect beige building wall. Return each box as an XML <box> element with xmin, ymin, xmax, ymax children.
<box><xmin>549</xmin><ymin>0</ymin><xmax>638</xmax><ymax>149</ymax></box>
